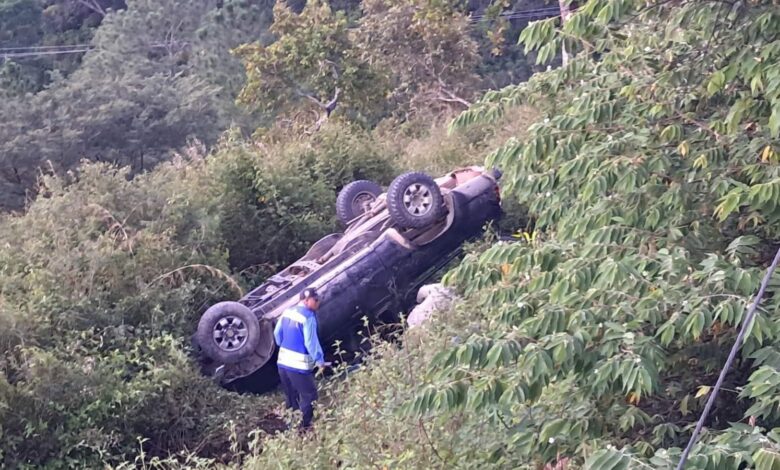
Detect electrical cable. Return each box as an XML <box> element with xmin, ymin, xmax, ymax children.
<box><xmin>675</xmin><ymin>245</ymin><xmax>780</xmax><ymax>470</ymax></box>
<box><xmin>0</xmin><ymin>5</ymin><xmax>570</xmax><ymax>59</ymax></box>
<box><xmin>0</xmin><ymin>42</ymin><xmax>188</xmax><ymax>60</ymax></box>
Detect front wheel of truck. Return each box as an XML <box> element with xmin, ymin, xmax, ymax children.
<box><xmin>196</xmin><ymin>301</ymin><xmax>261</xmax><ymax>364</ymax></box>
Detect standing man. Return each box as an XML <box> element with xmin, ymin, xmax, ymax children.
<box><xmin>274</xmin><ymin>287</ymin><xmax>327</xmax><ymax>430</ymax></box>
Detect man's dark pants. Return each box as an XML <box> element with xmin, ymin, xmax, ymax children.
<box><xmin>278</xmin><ymin>367</ymin><xmax>318</xmax><ymax>428</ymax></box>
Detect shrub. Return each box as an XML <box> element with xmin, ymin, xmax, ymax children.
<box><xmin>376</xmin><ymin>106</ymin><xmax>538</xmax><ymax>177</ymax></box>
<box><xmin>0</xmin><ymin>160</ymin><xmax>231</xmax><ymax>341</ymax></box>
<box><xmin>204</xmin><ymin>138</ymin><xmax>337</xmax><ymax>274</ymax></box>
<box><xmin>0</xmin><ymin>158</ymin><xmax>281</xmax><ymax>468</ymax></box>
<box><xmin>206</xmin><ymin>122</ymin><xmax>399</xmax><ymax>275</ymax></box>
<box><xmin>1</xmin><ymin>334</ymin><xmax>281</xmax><ymax>469</ymax></box>
<box><xmin>280</xmin><ymin>119</ymin><xmax>397</xmax><ymax>192</ymax></box>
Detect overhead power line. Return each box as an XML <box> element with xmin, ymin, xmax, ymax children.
<box><xmin>0</xmin><ymin>44</ymin><xmax>88</xmax><ymax>52</ymax></box>
<box><xmin>1</xmin><ymin>48</ymin><xmax>93</xmax><ymax>58</ymax></box>
<box><xmin>676</xmin><ymin>246</ymin><xmax>780</xmax><ymax>470</ymax></box>
<box><xmin>0</xmin><ymin>5</ymin><xmax>567</xmax><ymax>60</ymax></box>
<box><xmin>469</xmin><ymin>6</ymin><xmax>563</xmax><ymax>21</ymax></box>
<box><xmin>0</xmin><ymin>42</ymin><xmax>188</xmax><ymax>60</ymax></box>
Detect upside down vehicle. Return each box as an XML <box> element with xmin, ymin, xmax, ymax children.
<box><xmin>194</xmin><ymin>167</ymin><xmax>503</xmax><ymax>390</ymax></box>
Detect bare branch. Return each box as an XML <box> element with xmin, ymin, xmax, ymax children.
<box><xmin>75</xmin><ymin>0</ymin><xmax>107</xmax><ymax>17</ymax></box>
<box><xmin>323</xmin><ymin>87</ymin><xmax>341</xmax><ymax>116</ymax></box>
<box><xmin>320</xmin><ymin>59</ymin><xmax>340</xmax><ymax>80</ymax></box>
<box><xmin>300</xmin><ymin>91</ymin><xmax>326</xmax><ymax>108</ymax></box>
<box><xmin>433</xmin><ymin>76</ymin><xmax>472</xmax><ymax>107</ymax></box>
<box><xmin>437</xmin><ymin>88</ymin><xmax>472</xmax><ymax>108</ymax></box>
<box><xmin>299</xmin><ymin>87</ymin><xmax>341</xmax><ymax>112</ymax></box>
<box><xmin>163</xmin><ymin>19</ymin><xmax>186</xmax><ymax>56</ymax></box>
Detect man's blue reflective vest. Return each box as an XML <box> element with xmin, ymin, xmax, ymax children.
<box><xmin>273</xmin><ymin>305</ymin><xmax>325</xmax><ymax>373</ymax></box>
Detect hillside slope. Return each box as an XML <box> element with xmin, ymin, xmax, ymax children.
<box><xmin>245</xmin><ymin>2</ymin><xmax>780</xmax><ymax>469</ymax></box>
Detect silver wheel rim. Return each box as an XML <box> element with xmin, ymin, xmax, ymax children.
<box><xmin>213</xmin><ymin>316</ymin><xmax>249</xmax><ymax>352</ymax></box>
<box><xmin>402</xmin><ymin>183</ymin><xmax>433</xmax><ymax>217</ymax></box>
<box><xmin>351</xmin><ymin>191</ymin><xmax>376</xmax><ymax>216</ymax></box>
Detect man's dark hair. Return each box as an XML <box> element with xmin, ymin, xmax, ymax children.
<box><xmin>300</xmin><ymin>287</ymin><xmax>319</xmax><ymax>300</ymax></box>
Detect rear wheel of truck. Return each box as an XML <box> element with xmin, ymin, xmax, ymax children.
<box><xmin>336</xmin><ymin>180</ymin><xmax>383</xmax><ymax>225</ymax></box>
<box><xmin>196</xmin><ymin>301</ymin><xmax>261</xmax><ymax>364</ymax></box>
<box><xmin>387</xmin><ymin>172</ymin><xmax>445</xmax><ymax>229</ymax></box>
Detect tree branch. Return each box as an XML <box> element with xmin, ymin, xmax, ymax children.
<box><xmin>418</xmin><ymin>418</ymin><xmax>446</xmax><ymax>464</ymax></box>
<box><xmin>299</xmin><ymin>87</ymin><xmax>341</xmax><ymax>114</ymax></box>
<box><xmin>75</xmin><ymin>0</ymin><xmax>106</xmax><ymax>17</ymax></box>
<box><xmin>435</xmin><ymin>78</ymin><xmax>471</xmax><ymax>108</ymax></box>
<box><xmin>437</xmin><ymin>89</ymin><xmax>472</xmax><ymax>108</ymax></box>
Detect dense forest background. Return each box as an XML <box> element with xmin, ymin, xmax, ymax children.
<box><xmin>0</xmin><ymin>0</ymin><xmax>546</xmax><ymax>467</ymax></box>
<box><xmin>2</xmin><ymin>0</ymin><xmax>780</xmax><ymax>469</ymax></box>
<box><xmin>0</xmin><ymin>0</ymin><xmax>550</xmax><ymax>211</ymax></box>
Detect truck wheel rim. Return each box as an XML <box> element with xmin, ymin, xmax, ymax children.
<box><xmin>351</xmin><ymin>191</ymin><xmax>376</xmax><ymax>216</ymax></box>
<box><xmin>213</xmin><ymin>316</ymin><xmax>248</xmax><ymax>351</ymax></box>
<box><xmin>403</xmin><ymin>183</ymin><xmax>433</xmax><ymax>216</ymax></box>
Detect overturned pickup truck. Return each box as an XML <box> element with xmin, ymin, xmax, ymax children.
<box><xmin>194</xmin><ymin>167</ymin><xmax>502</xmax><ymax>391</ymax></box>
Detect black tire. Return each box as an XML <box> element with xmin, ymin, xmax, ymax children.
<box><xmin>196</xmin><ymin>301</ymin><xmax>261</xmax><ymax>364</ymax></box>
<box><xmin>386</xmin><ymin>172</ymin><xmax>445</xmax><ymax>229</ymax></box>
<box><xmin>336</xmin><ymin>180</ymin><xmax>383</xmax><ymax>224</ymax></box>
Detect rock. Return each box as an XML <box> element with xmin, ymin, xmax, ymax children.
<box><xmin>407</xmin><ymin>283</ymin><xmax>457</xmax><ymax>328</ymax></box>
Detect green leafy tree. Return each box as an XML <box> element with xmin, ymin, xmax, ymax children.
<box><xmin>208</xmin><ymin>121</ymin><xmax>396</xmax><ymax>274</ymax></box>
<box><xmin>205</xmin><ymin>137</ymin><xmax>337</xmax><ymax>274</ymax></box>
<box><xmin>0</xmin><ymin>0</ymin><xmax>127</xmax><ymax>97</ymax></box>
<box><xmin>0</xmin><ymin>0</ymin><xmax>264</xmax><ymax>211</ymax></box>
<box><xmin>235</xmin><ymin>0</ymin><xmax>386</xmax><ymax>133</ymax></box>
<box><xmin>354</xmin><ymin>0</ymin><xmax>481</xmax><ymax>121</ymax></box>
<box><xmin>429</xmin><ymin>0</ymin><xmax>780</xmax><ymax>467</ymax></box>
<box><xmin>470</xmin><ymin>0</ymin><xmax>552</xmax><ymax>89</ymax></box>
<box><xmin>0</xmin><ymin>0</ymin><xmax>46</xmax><ymax>95</ymax></box>
<box><xmin>192</xmin><ymin>0</ymin><xmax>275</xmax><ymax>98</ymax></box>
<box><xmin>242</xmin><ymin>1</ymin><xmax>780</xmax><ymax>469</ymax></box>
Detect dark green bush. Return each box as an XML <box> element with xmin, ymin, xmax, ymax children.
<box><xmin>282</xmin><ymin>120</ymin><xmax>397</xmax><ymax>191</ymax></box>
<box><xmin>205</xmin><ymin>138</ymin><xmax>337</xmax><ymax>274</ymax></box>
<box><xmin>207</xmin><ymin>122</ymin><xmax>399</xmax><ymax>274</ymax></box>
<box><xmin>0</xmin><ymin>161</ymin><xmax>231</xmax><ymax>340</ymax></box>
<box><xmin>0</xmin><ymin>159</ymin><xmax>279</xmax><ymax>468</ymax></box>
<box><xmin>1</xmin><ymin>334</ymin><xmax>279</xmax><ymax>469</ymax></box>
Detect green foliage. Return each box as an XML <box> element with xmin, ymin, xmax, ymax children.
<box><xmin>0</xmin><ymin>159</ymin><xmax>285</xmax><ymax>468</ymax></box>
<box><xmin>0</xmin><ymin>114</ymin><xmax>511</xmax><ymax>465</ymax></box>
<box><xmin>0</xmin><ymin>160</ymin><xmax>228</xmax><ymax>338</ymax></box>
<box><xmin>434</xmin><ymin>0</ymin><xmax>780</xmax><ymax>467</ymax></box>
<box><xmin>1</xmin><ymin>335</ymin><xmax>278</xmax><ymax>469</ymax></box>
<box><xmin>191</xmin><ymin>0</ymin><xmax>275</xmax><ymax>99</ymax></box>
<box><xmin>276</xmin><ymin>119</ymin><xmax>397</xmax><ymax>191</ymax></box>
<box><xmin>0</xmin><ymin>0</ymin><xmax>549</xmax><ymax>211</ymax></box>
<box><xmin>0</xmin><ymin>0</ymin><xmax>41</xmax><ymax>46</ymax></box>
<box><xmin>235</xmin><ymin>0</ymin><xmax>384</xmax><ymax>126</ymax></box>
<box><xmin>239</xmin><ymin>1</ymin><xmax>780</xmax><ymax>469</ymax></box>
<box><xmin>235</xmin><ymin>0</ymin><xmax>497</xmax><ymax>130</ymax></box>
<box><xmin>205</xmin><ymin>137</ymin><xmax>337</xmax><ymax>273</ymax></box>
<box><xmin>245</xmin><ymin>322</ymin><xmax>525</xmax><ymax>469</ymax></box>
<box><xmin>382</xmin><ymin>105</ymin><xmax>538</xmax><ymax>175</ymax></box>
<box><xmin>354</xmin><ymin>0</ymin><xmax>480</xmax><ymax>120</ymax></box>
<box><xmin>470</xmin><ymin>0</ymin><xmax>551</xmax><ymax>89</ymax></box>
<box><xmin>0</xmin><ymin>0</ymin><xmax>278</xmax><ymax>211</ymax></box>
<box><xmin>0</xmin><ymin>0</ymin><xmax>127</xmax><ymax>96</ymax></box>
<box><xmin>0</xmin><ymin>0</ymin><xmax>44</xmax><ymax>94</ymax></box>
<box><xmin>11</xmin><ymin>0</ymin><xmax>757</xmax><ymax>467</ymax></box>
<box><xmin>208</xmin><ymin>120</ymin><xmax>399</xmax><ymax>274</ymax></box>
